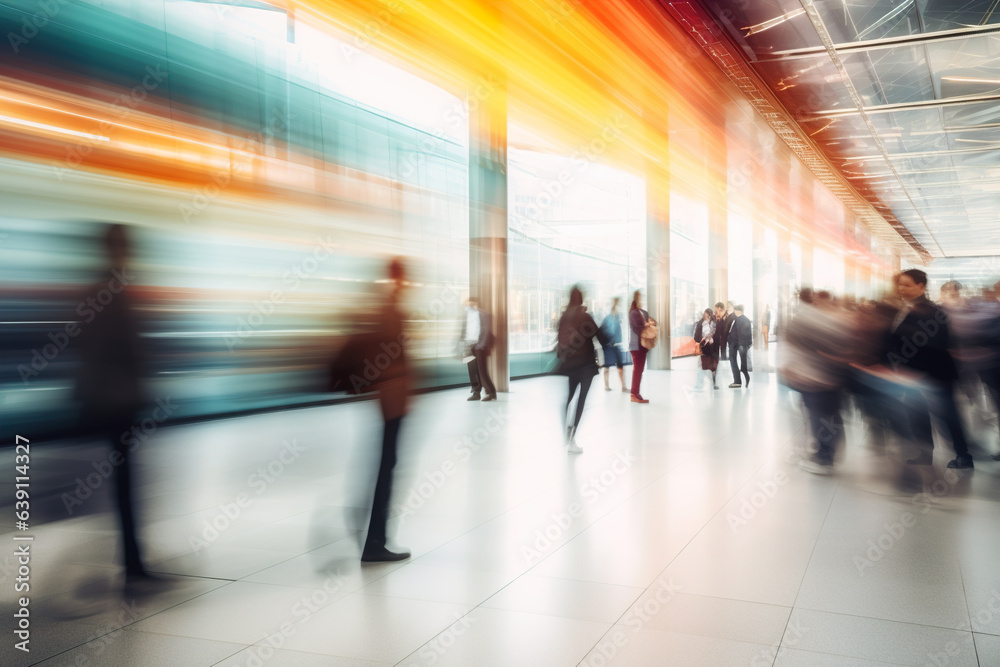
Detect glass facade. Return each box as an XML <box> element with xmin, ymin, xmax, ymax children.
<box><xmin>507</xmin><ymin>149</ymin><xmax>645</xmax><ymax>376</ymax></box>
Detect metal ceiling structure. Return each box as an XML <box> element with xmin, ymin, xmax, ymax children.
<box><xmin>692</xmin><ymin>0</ymin><xmax>1000</xmax><ymax>259</ymax></box>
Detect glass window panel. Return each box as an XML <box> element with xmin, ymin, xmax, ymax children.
<box><xmin>814</xmin><ymin>0</ymin><xmax>921</xmax><ymax>43</ymax></box>
<box><xmin>728</xmin><ymin>212</ymin><xmax>753</xmax><ymax>321</ymax></box>
<box><xmin>507</xmin><ymin>148</ymin><xmax>645</xmax><ymax>375</ymax></box>
<box><xmin>843</xmin><ymin>47</ymin><xmax>934</xmax><ymax>107</ymax></box>
<box><xmin>813</xmin><ymin>247</ymin><xmax>845</xmax><ymax>293</ymax></box>
<box><xmin>929</xmin><ymin>34</ymin><xmax>1000</xmax><ymax>101</ymax></box>
<box><xmin>670</xmin><ymin>195</ymin><xmax>709</xmax><ymax>357</ymax></box>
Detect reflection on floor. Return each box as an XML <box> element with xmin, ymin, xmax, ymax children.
<box><xmin>3</xmin><ymin>359</ymin><xmax>1000</xmax><ymax>666</ymax></box>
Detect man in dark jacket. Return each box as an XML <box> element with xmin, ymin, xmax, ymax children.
<box><xmin>728</xmin><ymin>305</ymin><xmax>752</xmax><ymax>388</ymax></box>
<box><xmin>459</xmin><ymin>298</ymin><xmax>496</xmax><ymax>401</ymax></box>
<box><xmin>888</xmin><ymin>269</ymin><xmax>972</xmax><ymax>469</ymax></box>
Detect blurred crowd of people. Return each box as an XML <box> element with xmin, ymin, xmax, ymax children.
<box><xmin>780</xmin><ymin>269</ymin><xmax>1000</xmax><ymax>475</ymax></box>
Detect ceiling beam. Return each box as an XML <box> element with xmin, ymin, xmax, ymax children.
<box><xmin>810</xmin><ymin>92</ymin><xmax>1000</xmax><ymax>117</ymax></box>
<box><xmin>759</xmin><ymin>23</ymin><xmax>1000</xmax><ymax>61</ymax></box>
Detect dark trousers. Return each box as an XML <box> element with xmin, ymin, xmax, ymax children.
<box><xmin>566</xmin><ymin>367</ymin><xmax>594</xmax><ymax>429</ymax></box>
<box><xmin>729</xmin><ymin>345</ymin><xmax>749</xmax><ymax>385</ymax></box>
<box><xmin>800</xmin><ymin>391</ymin><xmax>842</xmax><ymax>464</ymax></box>
<box><xmin>106</xmin><ymin>414</ymin><xmax>144</xmax><ymax>575</ymax></box>
<box><xmin>467</xmin><ymin>347</ymin><xmax>495</xmax><ymax>397</ymax></box>
<box><xmin>630</xmin><ymin>348</ymin><xmax>647</xmax><ymax>397</ymax></box>
<box><xmin>905</xmin><ymin>383</ymin><xmax>970</xmax><ymax>458</ymax></box>
<box><xmin>365</xmin><ymin>416</ymin><xmax>402</xmax><ymax>552</ymax></box>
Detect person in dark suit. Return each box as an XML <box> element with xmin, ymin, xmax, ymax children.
<box><xmin>458</xmin><ymin>297</ymin><xmax>496</xmax><ymax>401</ymax></box>
<box><xmin>720</xmin><ymin>302</ymin><xmax>736</xmax><ymax>361</ymax></box>
<box><xmin>888</xmin><ymin>269</ymin><xmax>972</xmax><ymax>469</ymax></box>
<box><xmin>361</xmin><ymin>257</ymin><xmax>413</xmax><ymax>562</ymax></box>
<box><xmin>74</xmin><ymin>224</ymin><xmax>150</xmax><ymax>582</ymax></box>
<box><xmin>728</xmin><ymin>304</ymin><xmax>752</xmax><ymax>388</ymax></box>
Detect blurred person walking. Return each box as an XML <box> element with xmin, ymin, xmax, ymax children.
<box><xmin>459</xmin><ymin>297</ymin><xmax>497</xmax><ymax>402</ymax></box>
<box><xmin>73</xmin><ymin>224</ymin><xmax>151</xmax><ymax>583</ymax></box>
<box><xmin>628</xmin><ymin>290</ymin><xmax>656</xmax><ymax>403</ymax></box>
<box><xmin>780</xmin><ymin>291</ymin><xmax>849</xmax><ymax>474</ymax></box>
<box><xmin>889</xmin><ymin>270</ymin><xmax>973</xmax><ymax>469</ymax></box>
<box><xmin>555</xmin><ymin>286</ymin><xmax>612</xmax><ymax>453</ymax></box>
<box><xmin>355</xmin><ymin>258</ymin><xmax>413</xmax><ymax>562</ymax></box>
<box><xmin>693</xmin><ymin>308</ymin><xmax>719</xmax><ymax>391</ymax></box>
<box><xmin>600</xmin><ymin>297</ymin><xmax>628</xmax><ymax>392</ymax></box>
<box><xmin>727</xmin><ymin>305</ymin><xmax>752</xmax><ymax>388</ymax></box>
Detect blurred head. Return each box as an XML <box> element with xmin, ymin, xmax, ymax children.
<box><xmin>714</xmin><ymin>302</ymin><xmax>725</xmax><ymax>317</ymax></box>
<box><xmin>703</xmin><ymin>308</ymin><xmax>713</xmax><ymax>321</ymax></box>
<box><xmin>631</xmin><ymin>290</ymin><xmax>642</xmax><ymax>310</ymax></box>
<box><xmin>799</xmin><ymin>287</ymin><xmax>813</xmax><ymax>304</ymax></box>
<box><xmin>940</xmin><ymin>280</ymin><xmax>961</xmax><ymax>304</ymax></box>
<box><xmin>611</xmin><ymin>296</ymin><xmax>620</xmax><ymax>311</ymax></box>
<box><xmin>734</xmin><ymin>304</ymin><xmax>745</xmax><ymax>315</ymax></box>
<box><xmin>466</xmin><ymin>296</ymin><xmax>479</xmax><ymax>310</ymax></box>
<box><xmin>104</xmin><ymin>223</ymin><xmax>130</xmax><ymax>269</ymax></box>
<box><xmin>569</xmin><ymin>285</ymin><xmax>584</xmax><ymax>307</ymax></box>
<box><xmin>727</xmin><ymin>301</ymin><xmax>735</xmax><ymax>313</ymax></box>
<box><xmin>898</xmin><ymin>269</ymin><xmax>927</xmax><ymax>302</ymax></box>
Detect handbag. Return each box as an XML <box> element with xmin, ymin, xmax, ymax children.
<box><xmin>640</xmin><ymin>320</ymin><xmax>658</xmax><ymax>350</ymax></box>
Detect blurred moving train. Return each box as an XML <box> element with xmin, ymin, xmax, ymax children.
<box><xmin>0</xmin><ymin>0</ymin><xmax>476</xmax><ymax>438</ymax></box>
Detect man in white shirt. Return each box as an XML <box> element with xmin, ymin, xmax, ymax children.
<box><xmin>459</xmin><ymin>298</ymin><xmax>496</xmax><ymax>401</ymax></box>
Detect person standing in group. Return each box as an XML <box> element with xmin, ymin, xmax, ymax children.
<box><xmin>600</xmin><ymin>297</ymin><xmax>627</xmax><ymax>392</ymax></box>
<box><xmin>73</xmin><ymin>224</ymin><xmax>152</xmax><ymax>584</ymax></box>
<box><xmin>459</xmin><ymin>297</ymin><xmax>496</xmax><ymax>402</ymax></box>
<box><xmin>889</xmin><ymin>269</ymin><xmax>973</xmax><ymax>469</ymax></box>
<box><xmin>629</xmin><ymin>290</ymin><xmax>655</xmax><ymax>403</ymax></box>
<box><xmin>556</xmin><ymin>286</ymin><xmax>611</xmax><ymax>453</ymax></box>
<box><xmin>693</xmin><ymin>308</ymin><xmax>719</xmax><ymax>391</ymax></box>
<box><xmin>362</xmin><ymin>257</ymin><xmax>413</xmax><ymax>562</ymax></box>
<box><xmin>728</xmin><ymin>304</ymin><xmax>752</xmax><ymax>388</ymax></box>
<box><xmin>714</xmin><ymin>302</ymin><xmax>728</xmax><ymax>358</ymax></box>
<box><xmin>720</xmin><ymin>302</ymin><xmax>736</xmax><ymax>361</ymax></box>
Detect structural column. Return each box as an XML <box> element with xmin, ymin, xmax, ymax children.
<box><xmin>708</xmin><ymin>132</ymin><xmax>728</xmax><ymax>308</ymax></box>
<box><xmin>646</xmin><ymin>168</ymin><xmax>671</xmax><ymax>370</ymax></box>
<box><xmin>469</xmin><ymin>74</ymin><xmax>508</xmax><ymax>391</ymax></box>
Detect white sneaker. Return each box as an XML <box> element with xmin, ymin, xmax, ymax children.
<box><xmin>567</xmin><ymin>442</ymin><xmax>583</xmax><ymax>454</ymax></box>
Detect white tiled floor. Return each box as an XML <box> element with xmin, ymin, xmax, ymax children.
<box><xmin>3</xmin><ymin>359</ymin><xmax>1000</xmax><ymax>666</ymax></box>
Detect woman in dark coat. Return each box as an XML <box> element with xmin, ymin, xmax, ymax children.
<box><xmin>556</xmin><ymin>286</ymin><xmax>611</xmax><ymax>453</ymax></box>
<box><xmin>693</xmin><ymin>308</ymin><xmax>719</xmax><ymax>391</ymax></box>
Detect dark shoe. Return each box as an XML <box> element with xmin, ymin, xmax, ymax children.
<box><xmin>906</xmin><ymin>452</ymin><xmax>933</xmax><ymax>466</ymax></box>
<box><xmin>992</xmin><ymin>452</ymin><xmax>1000</xmax><ymax>461</ymax></box>
<box><xmin>728</xmin><ymin>383</ymin><xmax>742</xmax><ymax>388</ymax></box>
<box><xmin>481</xmin><ymin>394</ymin><xmax>496</xmax><ymax>402</ymax></box>
<box><xmin>744</xmin><ymin>375</ymin><xmax>750</xmax><ymax>387</ymax></box>
<box><xmin>946</xmin><ymin>455</ymin><xmax>974</xmax><ymax>470</ymax></box>
<box><xmin>467</xmin><ymin>393</ymin><xmax>481</xmax><ymax>401</ymax></box>
<box><xmin>361</xmin><ymin>547</ymin><xmax>411</xmax><ymax>563</ymax></box>
<box><xmin>630</xmin><ymin>395</ymin><xmax>649</xmax><ymax>403</ymax></box>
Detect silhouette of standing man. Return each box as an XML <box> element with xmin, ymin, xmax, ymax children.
<box><xmin>362</xmin><ymin>258</ymin><xmax>413</xmax><ymax>562</ymax></box>
<box><xmin>74</xmin><ymin>224</ymin><xmax>150</xmax><ymax>582</ymax></box>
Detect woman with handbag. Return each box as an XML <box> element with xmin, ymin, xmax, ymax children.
<box><xmin>693</xmin><ymin>308</ymin><xmax>719</xmax><ymax>391</ymax></box>
<box><xmin>628</xmin><ymin>290</ymin><xmax>656</xmax><ymax>403</ymax></box>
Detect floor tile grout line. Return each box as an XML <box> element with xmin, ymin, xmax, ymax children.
<box><xmin>563</xmin><ymin>395</ymin><xmax>810</xmax><ymax>665</ymax></box>
<box><xmin>27</xmin><ymin>574</ymin><xmax>240</xmax><ymax>666</ymax></box>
